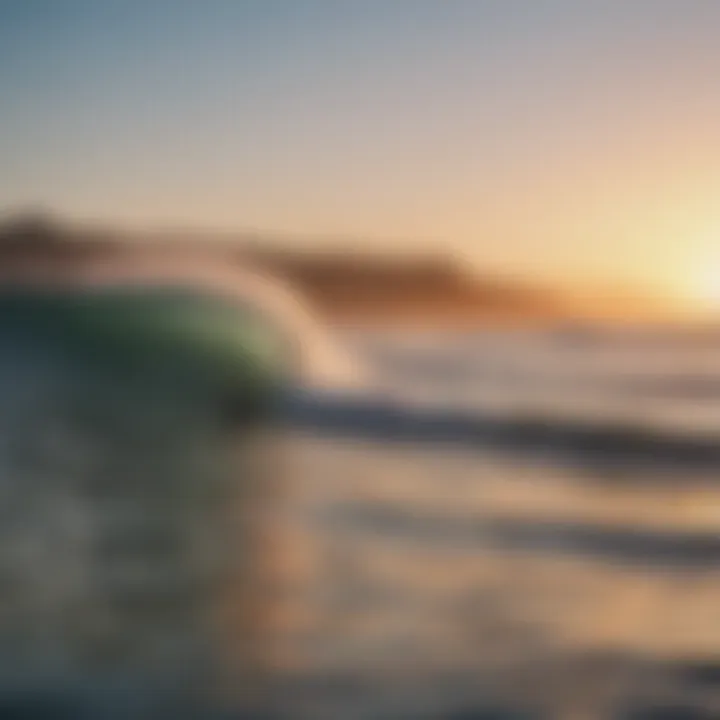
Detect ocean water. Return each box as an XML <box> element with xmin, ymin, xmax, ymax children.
<box><xmin>0</xmin><ymin>288</ymin><xmax>289</xmax><ymax>718</ymax></box>
<box><xmin>271</xmin><ymin>326</ymin><xmax>720</xmax><ymax>719</ymax></box>
<box><xmin>1</xmin><ymin>300</ymin><xmax>720</xmax><ymax>718</ymax></box>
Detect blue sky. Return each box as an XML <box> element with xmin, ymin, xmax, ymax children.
<box><xmin>2</xmin><ymin>1</ymin><xmax>720</xmax><ymax>292</ymax></box>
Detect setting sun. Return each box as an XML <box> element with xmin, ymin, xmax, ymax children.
<box><xmin>683</xmin><ymin>259</ymin><xmax>720</xmax><ymax>313</ymax></box>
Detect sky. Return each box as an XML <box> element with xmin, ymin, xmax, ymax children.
<box><xmin>2</xmin><ymin>0</ymin><xmax>720</xmax><ymax>299</ymax></box>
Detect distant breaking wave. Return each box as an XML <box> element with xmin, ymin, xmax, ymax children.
<box><xmin>2</xmin><ymin>246</ymin><xmax>718</xmax><ymax>473</ymax></box>
<box><xmin>282</xmin><ymin>327</ymin><xmax>720</xmax><ymax>475</ymax></box>
<box><xmin>0</xmin><ymin>250</ymin><xmax>371</xmax><ymax>392</ymax></box>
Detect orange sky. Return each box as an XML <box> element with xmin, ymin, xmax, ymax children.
<box><xmin>2</xmin><ymin>2</ymin><xmax>720</xmax><ymax>311</ymax></box>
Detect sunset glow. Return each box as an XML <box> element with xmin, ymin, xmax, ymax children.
<box><xmin>2</xmin><ymin>2</ymin><xmax>720</xmax><ymax>307</ymax></box>
<box><xmin>685</xmin><ymin>262</ymin><xmax>720</xmax><ymax>312</ymax></box>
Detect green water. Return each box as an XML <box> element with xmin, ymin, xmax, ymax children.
<box><xmin>0</xmin><ymin>286</ymin><xmax>291</xmax><ymax>417</ymax></box>
<box><xmin>0</xmin><ymin>285</ymin><xmax>290</xmax><ymax>716</ymax></box>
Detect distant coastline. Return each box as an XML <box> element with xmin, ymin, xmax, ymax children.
<box><xmin>0</xmin><ymin>212</ymin><xmax>686</xmax><ymax>328</ymax></box>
